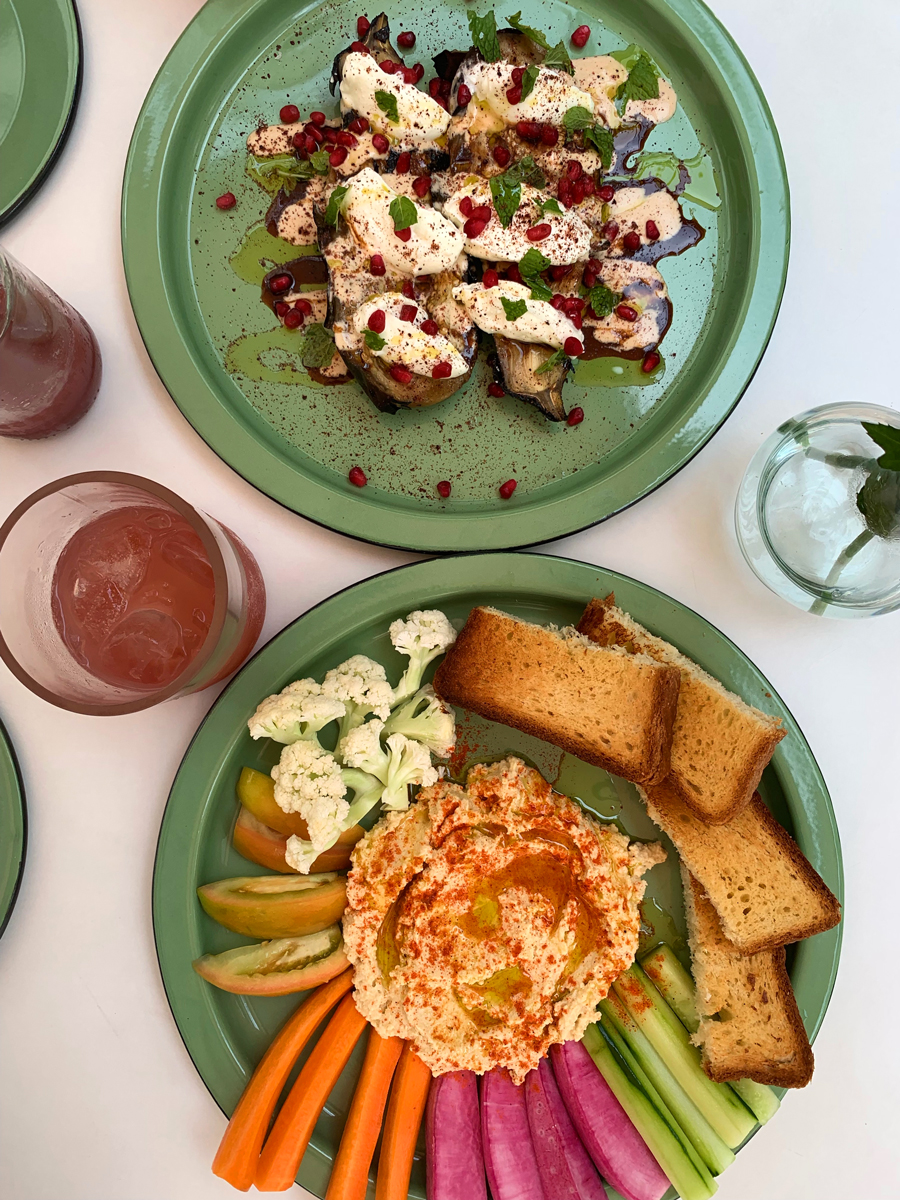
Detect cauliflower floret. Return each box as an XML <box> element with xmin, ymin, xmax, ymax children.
<box><xmin>271</xmin><ymin>740</ymin><xmax>348</xmax><ymax>816</ymax></box>
<box><xmin>323</xmin><ymin>654</ymin><xmax>395</xmax><ymax>744</ymax></box>
<box><xmin>389</xmin><ymin>610</ymin><xmax>457</xmax><ymax>704</ymax></box>
<box><xmin>340</xmin><ymin>719</ymin><xmax>390</xmax><ymax>777</ymax></box>
<box><xmin>248</xmin><ymin>678</ymin><xmax>345</xmax><ymax>745</ymax></box>
<box><xmin>381</xmin><ymin>685</ymin><xmax>456</xmax><ymax>757</ymax></box>
<box><xmin>340</xmin><ymin>721</ymin><xmax>438</xmax><ymax>810</ymax></box>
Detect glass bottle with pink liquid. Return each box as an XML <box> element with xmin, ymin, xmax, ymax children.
<box><xmin>0</xmin><ymin>474</ymin><xmax>266</xmax><ymax>713</ymax></box>
<box><xmin>0</xmin><ymin>246</ymin><xmax>101</xmax><ymax>438</ymax></box>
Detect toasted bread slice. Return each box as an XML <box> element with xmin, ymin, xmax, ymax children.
<box><xmin>640</xmin><ymin>779</ymin><xmax>840</xmax><ymax>952</ymax></box>
<box><xmin>682</xmin><ymin>868</ymin><xmax>815</xmax><ymax>1088</ymax></box>
<box><xmin>578</xmin><ymin>596</ymin><xmax>786</xmax><ymax>824</ymax></box>
<box><xmin>434</xmin><ymin>606</ymin><xmax>680</xmax><ymax>784</ymax></box>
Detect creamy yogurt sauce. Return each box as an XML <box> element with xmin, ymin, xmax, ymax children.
<box><xmin>247</xmin><ymin>121</ymin><xmax>304</xmax><ymax>157</ymax></box>
<box><xmin>351</xmin><ymin>293</ymin><xmax>469</xmax><ymax>377</ymax></box>
<box><xmin>272</xmin><ymin>177</ymin><xmax>330</xmax><ymax>245</ymax></box>
<box><xmin>458</xmin><ymin>61</ymin><xmax>594</xmax><ymax>127</ymax></box>
<box><xmin>453</xmin><ymin>281</ymin><xmax>583</xmax><ymax>350</ymax></box>
<box><xmin>572</xmin><ymin>55</ymin><xmax>677</xmax><ymax>129</ymax></box>
<box><xmin>442</xmin><ymin>179</ymin><xmax>591</xmax><ymax>265</ymax></box>
<box><xmin>340</xmin><ymin>53</ymin><xmax>450</xmax><ymax>146</ymax></box>
<box><xmin>584</xmin><ymin>260</ymin><xmax>670</xmax><ymax>352</ymax></box>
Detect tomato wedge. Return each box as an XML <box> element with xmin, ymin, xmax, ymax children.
<box><xmin>233</xmin><ymin>807</ymin><xmax>361</xmax><ymax>874</ymax></box>
<box><xmin>198</xmin><ymin>872</ymin><xmax>347</xmax><ymax>938</ymax></box>
<box><xmin>192</xmin><ymin>924</ymin><xmax>349</xmax><ymax>995</ymax></box>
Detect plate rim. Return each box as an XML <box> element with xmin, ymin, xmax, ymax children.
<box><xmin>0</xmin><ymin>0</ymin><xmax>82</xmax><ymax>229</ymax></box>
<box><xmin>122</xmin><ymin>0</ymin><xmax>790</xmax><ymax>554</ymax></box>
<box><xmin>152</xmin><ymin>550</ymin><xmax>843</xmax><ymax>1184</ymax></box>
<box><xmin>0</xmin><ymin>715</ymin><xmax>27</xmax><ymax>940</ymax></box>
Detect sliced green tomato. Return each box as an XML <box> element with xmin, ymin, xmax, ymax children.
<box><xmin>197</xmin><ymin>872</ymin><xmax>347</xmax><ymax>938</ymax></box>
<box><xmin>237</xmin><ymin>766</ymin><xmax>365</xmax><ymax>848</ymax></box>
<box><xmin>192</xmin><ymin>924</ymin><xmax>349</xmax><ymax>995</ymax></box>
<box><xmin>233</xmin><ymin>806</ymin><xmax>357</xmax><ymax>874</ymax></box>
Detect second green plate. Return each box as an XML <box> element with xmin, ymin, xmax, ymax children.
<box><xmin>123</xmin><ymin>0</ymin><xmax>788</xmax><ymax>552</ymax></box>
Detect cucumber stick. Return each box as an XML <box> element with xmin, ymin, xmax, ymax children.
<box><xmin>613</xmin><ymin>965</ymin><xmax>757</xmax><ymax>1149</ymax></box>
<box><xmin>640</xmin><ymin>944</ymin><xmax>782</xmax><ymax>1127</ymax></box>
<box><xmin>600</xmin><ymin>995</ymin><xmax>735</xmax><ymax>1175</ymax></box>
<box><xmin>582</xmin><ymin>1022</ymin><xmax>717</xmax><ymax>1200</ymax></box>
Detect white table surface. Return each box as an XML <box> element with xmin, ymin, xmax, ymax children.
<box><xmin>2</xmin><ymin>1</ymin><xmax>899</xmax><ymax>1196</ymax></box>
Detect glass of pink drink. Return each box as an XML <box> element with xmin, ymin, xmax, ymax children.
<box><xmin>0</xmin><ymin>473</ymin><xmax>266</xmax><ymax>714</ymax></box>
<box><xmin>0</xmin><ymin>247</ymin><xmax>102</xmax><ymax>438</ymax></box>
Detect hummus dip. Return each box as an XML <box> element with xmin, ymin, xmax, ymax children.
<box><xmin>343</xmin><ymin>757</ymin><xmax>665</xmax><ymax>1081</ymax></box>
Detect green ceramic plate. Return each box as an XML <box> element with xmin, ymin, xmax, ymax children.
<box><xmin>0</xmin><ymin>716</ymin><xmax>26</xmax><ymax>938</ymax></box>
<box><xmin>123</xmin><ymin>0</ymin><xmax>788</xmax><ymax>553</ymax></box>
<box><xmin>0</xmin><ymin>0</ymin><xmax>82</xmax><ymax>228</ymax></box>
<box><xmin>153</xmin><ymin>553</ymin><xmax>841</xmax><ymax>1199</ymax></box>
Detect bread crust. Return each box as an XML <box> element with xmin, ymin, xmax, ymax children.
<box><xmin>434</xmin><ymin>606</ymin><xmax>680</xmax><ymax>785</ymax></box>
<box><xmin>578</xmin><ymin>596</ymin><xmax>786</xmax><ymax>824</ymax></box>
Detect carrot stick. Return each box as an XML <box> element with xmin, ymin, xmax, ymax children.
<box><xmin>375</xmin><ymin>1044</ymin><xmax>432</xmax><ymax>1200</ymax></box>
<box><xmin>255</xmin><ymin>992</ymin><xmax>368</xmax><ymax>1191</ymax></box>
<box><xmin>212</xmin><ymin>968</ymin><xmax>353</xmax><ymax>1190</ymax></box>
<box><xmin>325</xmin><ymin>1031</ymin><xmax>404</xmax><ymax>1200</ymax></box>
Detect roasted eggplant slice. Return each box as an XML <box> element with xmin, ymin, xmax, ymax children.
<box><xmin>491</xmin><ymin>339</ymin><xmax>572</xmax><ymax>422</ymax></box>
<box><xmin>331</xmin><ymin>12</ymin><xmax>402</xmax><ymax>94</ymax></box>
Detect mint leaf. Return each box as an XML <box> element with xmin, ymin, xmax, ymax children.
<box><xmin>534</xmin><ymin>346</ymin><xmax>567</xmax><ymax>374</ymax></box>
<box><xmin>518</xmin><ymin>247</ymin><xmax>552</xmax><ymax>301</ymax></box>
<box><xmin>583</xmin><ymin>123</ymin><xmax>614</xmax><ymax>169</ymax></box>
<box><xmin>245</xmin><ymin>153</ymin><xmax>316</xmax><ymax>194</ymax></box>
<box><xmin>489</xmin><ymin>155</ymin><xmax>546</xmax><ymax>226</ymax></box>
<box><xmin>301</xmin><ymin>323</ymin><xmax>335</xmax><ymax>369</ymax></box>
<box><xmin>587</xmin><ymin>283</ymin><xmax>622</xmax><ymax>319</ymax></box>
<box><xmin>309</xmin><ymin>149</ymin><xmax>332</xmax><ymax>175</ymax></box>
<box><xmin>364</xmin><ymin>329</ymin><xmax>386</xmax><ymax>352</ymax></box>
<box><xmin>538</xmin><ymin>196</ymin><xmax>563</xmax><ymax>216</ymax></box>
<box><xmin>505</xmin><ymin>11</ymin><xmax>551</xmax><ymax>49</ymax></box>
<box><xmin>520</xmin><ymin>64</ymin><xmax>540</xmax><ymax>101</ymax></box>
<box><xmin>562</xmin><ymin>106</ymin><xmax>593</xmax><ymax>133</ymax></box>
<box><xmin>324</xmin><ymin>184</ymin><xmax>349</xmax><ymax>226</ymax></box>
<box><xmin>500</xmin><ymin>296</ymin><xmax>529</xmax><ymax>322</ymax></box>
<box><xmin>610</xmin><ymin>43</ymin><xmax>662</xmax><ymax>75</ymax></box>
<box><xmin>468</xmin><ymin>10</ymin><xmax>501</xmax><ymax>62</ymax></box>
<box><xmin>615</xmin><ymin>53</ymin><xmax>660</xmax><ymax>107</ymax></box>
<box><xmin>862</xmin><ymin>422</ymin><xmax>900</xmax><ymax>471</ymax></box>
<box><xmin>375</xmin><ymin>90</ymin><xmax>399</xmax><ymax>123</ymax></box>
<box><xmin>543</xmin><ymin>40</ymin><xmax>574</xmax><ymax>75</ymax></box>
<box><xmin>389</xmin><ymin>195</ymin><xmax>418</xmax><ymax>231</ymax></box>
<box><xmin>857</xmin><ymin>467</ymin><xmax>900</xmax><ymax>539</ymax></box>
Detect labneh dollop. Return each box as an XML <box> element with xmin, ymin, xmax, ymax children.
<box><xmin>351</xmin><ymin>294</ymin><xmax>469</xmax><ymax>378</ymax></box>
<box><xmin>459</xmin><ymin>62</ymin><xmax>595</xmax><ymax>128</ymax></box>
<box><xmin>340</xmin><ymin>52</ymin><xmax>450</xmax><ymax>145</ymax></box>
<box><xmin>453</xmin><ymin>281</ymin><xmax>584</xmax><ymax>351</ymax></box>
<box><xmin>442</xmin><ymin>179</ymin><xmax>592</xmax><ymax>265</ymax></box>
<box><xmin>343</xmin><ymin>757</ymin><xmax>665</xmax><ymax>1081</ymax></box>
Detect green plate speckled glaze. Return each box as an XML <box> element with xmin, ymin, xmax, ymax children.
<box><xmin>0</xmin><ymin>0</ymin><xmax>81</xmax><ymax>227</ymax></box>
<box><xmin>123</xmin><ymin>0</ymin><xmax>789</xmax><ymax>553</ymax></box>
<box><xmin>153</xmin><ymin>554</ymin><xmax>841</xmax><ymax>1200</ymax></box>
<box><xmin>0</xmin><ymin>716</ymin><xmax>26</xmax><ymax>939</ymax></box>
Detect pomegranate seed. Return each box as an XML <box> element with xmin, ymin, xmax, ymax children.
<box><xmin>511</xmin><ymin>67</ymin><xmax>526</xmax><ymax>85</ymax></box>
<box><xmin>582</xmin><ymin>178</ymin><xmax>595</xmax><ymax>197</ymax></box>
<box><xmin>439</xmin><ymin>78</ymin><xmax>452</xmax><ymax>98</ymax></box>
<box><xmin>390</xmin><ymin>363</ymin><xmax>413</xmax><ymax>383</ymax></box>
<box><xmin>499</xmin><ymin>479</ymin><xmax>517</xmax><ymax>499</ymax></box>
<box><xmin>566</xmin><ymin>160</ymin><xmax>583</xmax><ymax>182</ymax></box>
<box><xmin>464</xmin><ymin>217</ymin><xmax>487</xmax><ymax>239</ymax></box>
<box><xmin>549</xmin><ymin>265</ymin><xmax>568</xmax><ymax>281</ymax></box>
<box><xmin>488</xmin><ymin>382</ymin><xmax>506</xmax><ymax>398</ymax></box>
<box><xmin>459</xmin><ymin>195</ymin><xmax>474</xmax><ymax>218</ymax></box>
<box><xmin>551</xmin><ymin>294</ymin><xmax>565</xmax><ymax>310</ymax></box>
<box><xmin>623</xmin><ymin>230</ymin><xmax>641</xmax><ymax>253</ymax></box>
<box><xmin>571</xmin><ymin>24</ymin><xmax>591</xmax><ymax>49</ymax></box>
<box><xmin>367</xmin><ymin>309</ymin><xmax>386</xmax><ymax>333</ymax></box>
<box><xmin>558</xmin><ymin>179</ymin><xmax>572</xmax><ymax>205</ymax></box>
<box><xmin>421</xmin><ymin>318</ymin><xmax>439</xmax><ymax>335</ymax></box>
<box><xmin>564</xmin><ymin>337</ymin><xmax>583</xmax><ymax>357</ymax></box>
<box><xmin>397</xmin><ymin>30</ymin><xmax>416</xmax><ymax>49</ymax></box>
<box><xmin>564</xmin><ymin>296</ymin><xmax>585</xmax><ymax>312</ymax></box>
<box><xmin>305</xmin><ymin>123</ymin><xmax>324</xmax><ymax>143</ymax></box>
<box><xmin>215</xmin><ymin>192</ymin><xmax>236</xmax><ymax>210</ymax></box>
<box><xmin>567</xmin><ymin>406</ymin><xmax>585</xmax><ymax>426</ymax></box>
<box><xmin>588</xmin><ymin>258</ymin><xmax>602</xmax><ymax>272</ymax></box>
<box><xmin>616</xmin><ymin>303</ymin><xmax>639</xmax><ymax>322</ymax></box>
<box><xmin>416</xmin><ymin>274</ymin><xmax>430</xmax><ymax>283</ymax></box>
<box><xmin>413</xmin><ymin>63</ymin><xmax>425</xmax><ymax>82</ymax></box>
<box><xmin>598</xmin><ymin>184</ymin><xmax>615</xmax><ymax>202</ymax></box>
<box><xmin>372</xmin><ymin>134</ymin><xmax>389</xmax><ymax>154</ymax></box>
<box><xmin>437</xmin><ymin>479</ymin><xmax>452</xmax><ymax>496</ymax></box>
<box><xmin>369</xmin><ymin>254</ymin><xmax>386</xmax><ymax>275</ymax></box>
<box><xmin>283</xmin><ymin>309</ymin><xmax>304</xmax><ymax>329</ymax></box>
<box><xmin>516</xmin><ymin>120</ymin><xmax>543</xmax><ymax>141</ymax></box>
<box><xmin>395</xmin><ymin>152</ymin><xmax>411</xmax><ymax>174</ymax></box>
<box><xmin>292</xmin><ymin>132</ymin><xmax>306</xmax><ymax>152</ymax></box>
<box><xmin>506</xmin><ymin>85</ymin><xmax>523</xmax><ymax>105</ymax></box>
<box><xmin>642</xmin><ymin>350</ymin><xmax>662</xmax><ymax>373</ymax></box>
<box><xmin>400</xmin><ymin>303</ymin><xmax>418</xmax><ymax>322</ymax></box>
<box><xmin>336</xmin><ymin>130</ymin><xmax>359</xmax><ymax>148</ymax></box>
<box><xmin>274</xmin><ymin>300</ymin><xmax>289</xmax><ymax>317</ymax></box>
<box><xmin>383</xmin><ymin>59</ymin><xmax>400</xmax><ymax>75</ymax></box>
<box><xmin>357</xmin><ymin>15</ymin><xmax>370</xmax><ymax>38</ymax></box>
<box><xmin>436</xmin><ymin>96</ymin><xmax>449</xmax><ymax>111</ymax></box>
<box><xmin>646</xmin><ymin>220</ymin><xmax>660</xmax><ymax>241</ymax></box>
<box><xmin>470</xmin><ymin>204</ymin><xmax>492</xmax><ymax>222</ymax></box>
<box><xmin>573</xmin><ymin>179</ymin><xmax>586</xmax><ymax>204</ymax></box>
<box><xmin>540</xmin><ymin>124</ymin><xmax>559</xmax><ymax>146</ymax></box>
<box><xmin>269</xmin><ymin>272</ymin><xmax>293</xmax><ymax>294</ymax></box>
<box><xmin>583</xmin><ymin>269</ymin><xmax>597</xmax><ymax>289</ymax></box>
<box><xmin>429</xmin><ymin>78</ymin><xmax>442</xmax><ymax>98</ymax></box>
<box><xmin>350</xmin><ymin>40</ymin><xmax>369</xmax><ymax>54</ymax></box>
<box><xmin>432</xmin><ymin>362</ymin><xmax>452</xmax><ymax>379</ymax></box>
<box><xmin>492</xmin><ymin>143</ymin><xmax>511</xmax><ymax>167</ymax></box>
<box><xmin>308</xmin><ymin>110</ymin><xmax>326</xmax><ymax>126</ymax></box>
<box><xmin>505</xmin><ymin>263</ymin><xmax>523</xmax><ymax>284</ymax></box>
<box><xmin>280</xmin><ymin>104</ymin><xmax>300</xmax><ymax>123</ymax></box>
<box><xmin>395</xmin><ymin>226</ymin><xmax>412</xmax><ymax>241</ymax></box>
<box><xmin>526</xmin><ymin>223</ymin><xmax>551</xmax><ymax>241</ymax></box>
<box><xmin>399</xmin><ymin>67</ymin><xmax>415</xmax><ymax>84</ymax></box>
<box><xmin>401</xmin><ymin>279</ymin><xmax>415</xmax><ymax>298</ymax></box>
<box><xmin>295</xmin><ymin>298</ymin><xmax>313</xmax><ymax>316</ymax></box>
<box><xmin>349</xmin><ymin>116</ymin><xmax>369</xmax><ymax>134</ymax></box>
<box><xmin>457</xmin><ymin>84</ymin><xmax>472</xmax><ymax>106</ymax></box>
<box><xmin>412</xmin><ymin>176</ymin><xmax>431</xmax><ymax>198</ymax></box>
<box><xmin>349</xmin><ymin>465</ymin><xmax>367</xmax><ymax>487</ymax></box>
<box><xmin>603</xmin><ymin>220</ymin><xmax>619</xmax><ymax>241</ymax></box>
<box><xmin>482</xmin><ymin>268</ymin><xmax>499</xmax><ymax>288</ymax></box>
<box><xmin>329</xmin><ymin>146</ymin><xmax>348</xmax><ymax>167</ymax></box>
<box><xmin>569</xmin><ymin>311</ymin><xmax>583</xmax><ymax>330</ymax></box>
<box><xmin>304</xmin><ymin>134</ymin><xmax>319</xmax><ymax>154</ymax></box>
